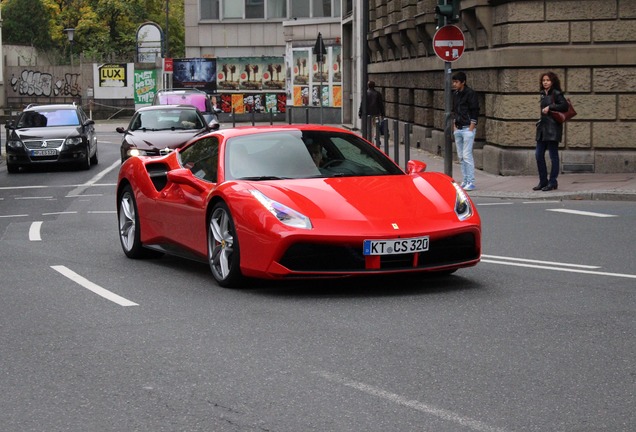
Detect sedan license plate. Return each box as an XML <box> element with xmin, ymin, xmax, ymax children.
<box><xmin>363</xmin><ymin>236</ymin><xmax>429</xmax><ymax>256</ymax></box>
<box><xmin>31</xmin><ymin>149</ymin><xmax>57</xmax><ymax>157</ymax></box>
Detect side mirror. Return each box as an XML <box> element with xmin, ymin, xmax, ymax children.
<box><xmin>167</xmin><ymin>168</ymin><xmax>207</xmax><ymax>193</ymax></box>
<box><xmin>85</xmin><ymin>119</ymin><xmax>95</xmax><ymax>126</ymax></box>
<box><xmin>406</xmin><ymin>160</ymin><xmax>427</xmax><ymax>174</ymax></box>
<box><xmin>116</xmin><ymin>127</ymin><xmax>126</xmax><ymax>133</ymax></box>
<box><xmin>209</xmin><ymin>121</ymin><xmax>220</xmax><ymax>131</ymax></box>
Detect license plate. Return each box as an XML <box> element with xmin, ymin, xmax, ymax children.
<box><xmin>363</xmin><ymin>236</ymin><xmax>429</xmax><ymax>256</ymax></box>
<box><xmin>31</xmin><ymin>149</ymin><xmax>57</xmax><ymax>157</ymax></box>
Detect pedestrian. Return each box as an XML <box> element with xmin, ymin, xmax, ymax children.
<box><xmin>534</xmin><ymin>71</ymin><xmax>569</xmax><ymax>191</ymax></box>
<box><xmin>359</xmin><ymin>80</ymin><xmax>385</xmax><ymax>143</ymax></box>
<box><xmin>452</xmin><ymin>71</ymin><xmax>480</xmax><ymax>191</ymax></box>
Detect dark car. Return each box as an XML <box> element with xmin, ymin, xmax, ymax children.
<box><xmin>4</xmin><ymin>103</ymin><xmax>98</xmax><ymax>173</ymax></box>
<box><xmin>117</xmin><ymin>104</ymin><xmax>219</xmax><ymax>162</ymax></box>
<box><xmin>152</xmin><ymin>88</ymin><xmax>221</xmax><ymax>127</ymax></box>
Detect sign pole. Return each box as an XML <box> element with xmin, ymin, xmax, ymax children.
<box><xmin>444</xmin><ymin>61</ymin><xmax>452</xmax><ymax>177</ymax></box>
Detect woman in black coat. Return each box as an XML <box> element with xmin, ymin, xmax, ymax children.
<box><xmin>534</xmin><ymin>71</ymin><xmax>569</xmax><ymax>191</ymax></box>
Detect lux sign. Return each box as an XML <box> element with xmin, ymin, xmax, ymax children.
<box><xmin>99</xmin><ymin>64</ymin><xmax>127</xmax><ymax>87</ymax></box>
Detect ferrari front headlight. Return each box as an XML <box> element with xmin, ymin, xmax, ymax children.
<box><xmin>452</xmin><ymin>182</ymin><xmax>473</xmax><ymax>221</ymax></box>
<box><xmin>249</xmin><ymin>190</ymin><xmax>312</xmax><ymax>229</ymax></box>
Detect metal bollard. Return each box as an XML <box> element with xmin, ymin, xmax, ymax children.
<box><xmin>305</xmin><ymin>108</ymin><xmax>309</xmax><ymax>124</ymax></box>
<box><xmin>270</xmin><ymin>109</ymin><xmax>274</xmax><ymax>125</ymax></box>
<box><xmin>232</xmin><ymin>109</ymin><xmax>236</xmax><ymax>128</ymax></box>
<box><xmin>251</xmin><ymin>107</ymin><xmax>256</xmax><ymax>126</ymax></box>
<box><xmin>393</xmin><ymin>120</ymin><xmax>400</xmax><ymax>165</ymax></box>
<box><xmin>382</xmin><ymin>118</ymin><xmax>389</xmax><ymax>154</ymax></box>
<box><xmin>403</xmin><ymin>123</ymin><xmax>411</xmax><ymax>170</ymax></box>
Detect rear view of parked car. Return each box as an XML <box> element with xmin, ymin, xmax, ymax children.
<box><xmin>4</xmin><ymin>103</ymin><xmax>98</xmax><ymax>173</ymax></box>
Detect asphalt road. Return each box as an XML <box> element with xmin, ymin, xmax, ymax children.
<box><xmin>0</xmin><ymin>122</ymin><xmax>634</xmax><ymax>431</ymax></box>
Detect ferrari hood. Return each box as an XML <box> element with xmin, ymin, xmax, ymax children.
<box><xmin>249</xmin><ymin>174</ymin><xmax>461</xmax><ymax>231</ymax></box>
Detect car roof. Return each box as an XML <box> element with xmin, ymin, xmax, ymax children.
<box><xmin>24</xmin><ymin>103</ymin><xmax>79</xmax><ymax>111</ymax></box>
<box><xmin>135</xmin><ymin>104</ymin><xmax>201</xmax><ymax>112</ymax></box>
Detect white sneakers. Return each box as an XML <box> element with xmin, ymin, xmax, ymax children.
<box><xmin>461</xmin><ymin>181</ymin><xmax>476</xmax><ymax>191</ymax></box>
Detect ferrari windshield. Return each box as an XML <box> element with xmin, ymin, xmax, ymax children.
<box><xmin>225</xmin><ymin>130</ymin><xmax>403</xmax><ymax>180</ymax></box>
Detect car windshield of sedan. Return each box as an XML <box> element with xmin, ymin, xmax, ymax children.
<box><xmin>17</xmin><ymin>109</ymin><xmax>80</xmax><ymax>128</ymax></box>
<box><xmin>225</xmin><ymin>130</ymin><xmax>404</xmax><ymax>180</ymax></box>
<box><xmin>131</xmin><ymin>109</ymin><xmax>204</xmax><ymax>131</ymax></box>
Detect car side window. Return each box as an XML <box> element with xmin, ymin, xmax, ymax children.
<box><xmin>179</xmin><ymin>137</ymin><xmax>219</xmax><ymax>183</ymax></box>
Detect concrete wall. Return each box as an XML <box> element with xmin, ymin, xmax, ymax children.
<box><xmin>367</xmin><ymin>0</ymin><xmax>636</xmax><ymax>174</ymax></box>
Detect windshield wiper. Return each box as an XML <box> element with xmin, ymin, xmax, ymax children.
<box><xmin>237</xmin><ymin>176</ymin><xmax>288</xmax><ymax>181</ymax></box>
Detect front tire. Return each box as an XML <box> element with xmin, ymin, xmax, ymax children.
<box><xmin>90</xmin><ymin>143</ymin><xmax>99</xmax><ymax>165</ymax></box>
<box><xmin>118</xmin><ymin>185</ymin><xmax>161</xmax><ymax>259</ymax></box>
<box><xmin>80</xmin><ymin>145</ymin><xmax>91</xmax><ymax>170</ymax></box>
<box><xmin>208</xmin><ymin>202</ymin><xmax>243</xmax><ymax>288</ymax></box>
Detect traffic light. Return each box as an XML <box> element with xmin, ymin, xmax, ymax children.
<box><xmin>435</xmin><ymin>0</ymin><xmax>460</xmax><ymax>27</ymax></box>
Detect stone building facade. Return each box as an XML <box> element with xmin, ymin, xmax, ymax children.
<box><xmin>367</xmin><ymin>0</ymin><xmax>636</xmax><ymax>174</ymax></box>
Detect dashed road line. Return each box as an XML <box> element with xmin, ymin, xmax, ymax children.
<box><xmin>316</xmin><ymin>370</ymin><xmax>509</xmax><ymax>432</ymax></box>
<box><xmin>51</xmin><ymin>265</ymin><xmax>138</xmax><ymax>307</ymax></box>
<box><xmin>29</xmin><ymin>221</ymin><xmax>42</xmax><ymax>241</ymax></box>
<box><xmin>546</xmin><ymin>208</ymin><xmax>617</xmax><ymax>218</ymax></box>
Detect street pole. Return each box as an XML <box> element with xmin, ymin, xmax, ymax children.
<box><xmin>444</xmin><ymin>61</ymin><xmax>452</xmax><ymax>177</ymax></box>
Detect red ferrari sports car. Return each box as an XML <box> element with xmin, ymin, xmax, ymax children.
<box><xmin>117</xmin><ymin>124</ymin><xmax>481</xmax><ymax>287</ymax></box>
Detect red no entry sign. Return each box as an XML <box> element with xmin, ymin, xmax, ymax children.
<box><xmin>433</xmin><ymin>25</ymin><xmax>465</xmax><ymax>62</ymax></box>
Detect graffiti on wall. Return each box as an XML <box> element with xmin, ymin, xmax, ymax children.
<box><xmin>10</xmin><ymin>70</ymin><xmax>82</xmax><ymax>97</ymax></box>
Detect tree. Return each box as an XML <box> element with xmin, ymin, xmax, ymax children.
<box><xmin>2</xmin><ymin>0</ymin><xmax>55</xmax><ymax>50</ymax></box>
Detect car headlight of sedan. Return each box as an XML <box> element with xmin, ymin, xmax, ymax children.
<box><xmin>249</xmin><ymin>190</ymin><xmax>312</xmax><ymax>229</ymax></box>
<box><xmin>65</xmin><ymin>137</ymin><xmax>83</xmax><ymax>146</ymax></box>
<box><xmin>7</xmin><ymin>139</ymin><xmax>23</xmax><ymax>149</ymax></box>
<box><xmin>452</xmin><ymin>182</ymin><xmax>474</xmax><ymax>221</ymax></box>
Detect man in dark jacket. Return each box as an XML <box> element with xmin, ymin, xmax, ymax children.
<box><xmin>359</xmin><ymin>81</ymin><xmax>385</xmax><ymax>143</ymax></box>
<box><xmin>452</xmin><ymin>71</ymin><xmax>479</xmax><ymax>190</ymax></box>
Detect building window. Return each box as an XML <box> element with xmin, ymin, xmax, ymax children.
<box><xmin>201</xmin><ymin>0</ymin><xmax>220</xmax><ymax>19</ymax></box>
<box><xmin>313</xmin><ymin>0</ymin><xmax>330</xmax><ymax>17</ymax></box>
<box><xmin>224</xmin><ymin>1</ymin><xmax>243</xmax><ymax>18</ymax></box>
<box><xmin>246</xmin><ymin>0</ymin><xmax>265</xmax><ymax>18</ymax></box>
<box><xmin>268</xmin><ymin>0</ymin><xmax>287</xmax><ymax>18</ymax></box>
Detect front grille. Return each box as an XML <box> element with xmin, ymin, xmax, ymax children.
<box><xmin>279</xmin><ymin>233</ymin><xmax>478</xmax><ymax>272</ymax></box>
<box><xmin>23</xmin><ymin>139</ymin><xmax>64</xmax><ymax>150</ymax></box>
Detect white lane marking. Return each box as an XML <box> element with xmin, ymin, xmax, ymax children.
<box><xmin>0</xmin><ymin>184</ymin><xmax>116</xmax><ymax>190</ymax></box>
<box><xmin>0</xmin><ymin>214</ymin><xmax>28</xmax><ymax>218</ymax></box>
<box><xmin>88</xmin><ymin>211</ymin><xmax>116</xmax><ymax>214</ymax></box>
<box><xmin>15</xmin><ymin>196</ymin><xmax>54</xmax><ymax>200</ymax></box>
<box><xmin>547</xmin><ymin>208</ymin><xmax>617</xmax><ymax>218</ymax></box>
<box><xmin>66</xmin><ymin>194</ymin><xmax>104</xmax><ymax>198</ymax></box>
<box><xmin>476</xmin><ymin>202</ymin><xmax>513</xmax><ymax>206</ymax></box>
<box><xmin>42</xmin><ymin>211</ymin><xmax>78</xmax><ymax>216</ymax></box>
<box><xmin>316</xmin><ymin>371</ymin><xmax>509</xmax><ymax>432</ymax></box>
<box><xmin>523</xmin><ymin>200</ymin><xmax>560</xmax><ymax>204</ymax></box>
<box><xmin>482</xmin><ymin>259</ymin><xmax>636</xmax><ymax>279</ymax></box>
<box><xmin>67</xmin><ymin>160</ymin><xmax>120</xmax><ymax>196</ymax></box>
<box><xmin>482</xmin><ymin>254</ymin><xmax>600</xmax><ymax>269</ymax></box>
<box><xmin>29</xmin><ymin>221</ymin><xmax>43</xmax><ymax>241</ymax></box>
<box><xmin>51</xmin><ymin>265</ymin><xmax>138</xmax><ymax>307</ymax></box>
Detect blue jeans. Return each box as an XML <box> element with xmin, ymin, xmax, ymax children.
<box><xmin>454</xmin><ymin>127</ymin><xmax>476</xmax><ymax>184</ymax></box>
<box><xmin>535</xmin><ymin>140</ymin><xmax>560</xmax><ymax>185</ymax></box>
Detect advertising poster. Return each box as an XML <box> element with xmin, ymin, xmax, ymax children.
<box><xmin>239</xmin><ymin>59</ymin><xmax>263</xmax><ymax>91</ymax></box>
<box><xmin>218</xmin><ymin>61</ymin><xmax>241</xmax><ymax>91</ymax></box>
<box><xmin>172</xmin><ymin>58</ymin><xmax>216</xmax><ymax>93</ymax></box>
<box><xmin>231</xmin><ymin>94</ymin><xmax>244</xmax><ymax>113</ymax></box>
<box><xmin>292</xmin><ymin>50</ymin><xmax>310</xmax><ymax>86</ymax></box>
<box><xmin>332</xmin><ymin>85</ymin><xmax>342</xmax><ymax>107</ymax></box>
<box><xmin>332</xmin><ymin>46</ymin><xmax>342</xmax><ymax>84</ymax></box>
<box><xmin>99</xmin><ymin>64</ymin><xmax>127</xmax><ymax>87</ymax></box>
<box><xmin>133</xmin><ymin>69</ymin><xmax>157</xmax><ymax>104</ymax></box>
<box><xmin>262</xmin><ymin>59</ymin><xmax>286</xmax><ymax>90</ymax></box>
